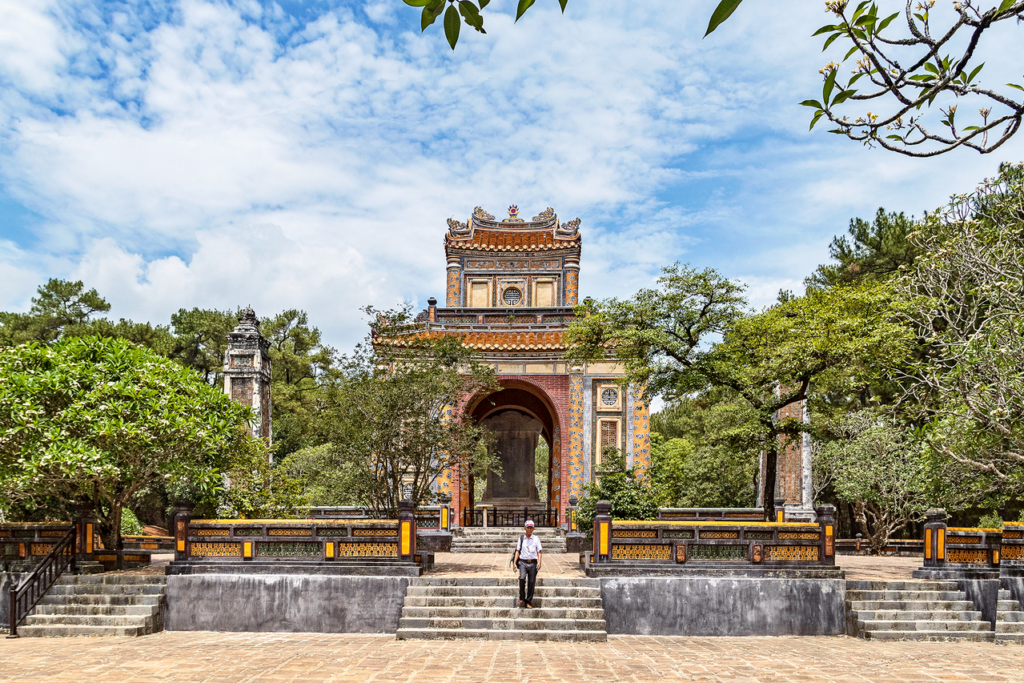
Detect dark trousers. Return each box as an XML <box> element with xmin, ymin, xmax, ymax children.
<box><xmin>518</xmin><ymin>559</ymin><xmax>538</xmax><ymax>603</ymax></box>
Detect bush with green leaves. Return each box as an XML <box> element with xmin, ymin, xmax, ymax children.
<box><xmin>575</xmin><ymin>448</ymin><xmax>658</xmax><ymax>533</ymax></box>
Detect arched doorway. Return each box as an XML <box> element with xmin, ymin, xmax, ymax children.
<box><xmin>464</xmin><ymin>383</ymin><xmax>562</xmax><ymax>526</ymax></box>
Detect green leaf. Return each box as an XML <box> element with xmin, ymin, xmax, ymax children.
<box><xmin>558</xmin><ymin>0</ymin><xmax>568</xmax><ymax>12</ymax></box>
<box><xmin>999</xmin><ymin>0</ymin><xmax>1015</xmax><ymax>12</ymax></box>
<box><xmin>822</xmin><ymin>32</ymin><xmax>842</xmax><ymax>51</ymax></box>
<box><xmin>404</xmin><ymin>0</ymin><xmax>432</xmax><ymax>6</ymax></box>
<box><xmin>1008</xmin><ymin>83</ymin><xmax>1024</xmax><ymax>92</ymax></box>
<box><xmin>909</xmin><ymin>74</ymin><xmax>935</xmax><ymax>81</ymax></box>
<box><xmin>479</xmin><ymin>0</ymin><xmax>490</xmax><ymax>7</ymax></box>
<box><xmin>828</xmin><ymin>128</ymin><xmax>846</xmax><ymax>134</ymax></box>
<box><xmin>515</xmin><ymin>0</ymin><xmax>537</xmax><ymax>22</ymax></box>
<box><xmin>813</xmin><ymin>24</ymin><xmax>838</xmax><ymax>36</ymax></box>
<box><xmin>704</xmin><ymin>0</ymin><xmax>744</xmax><ymax>37</ymax></box>
<box><xmin>421</xmin><ymin>5</ymin><xmax>440</xmax><ymax>31</ymax></box>
<box><xmin>844</xmin><ymin>45</ymin><xmax>860</xmax><ymax>60</ymax></box>
<box><xmin>444</xmin><ymin>5</ymin><xmax>460</xmax><ymax>49</ymax></box>
<box><xmin>810</xmin><ymin>110</ymin><xmax>825</xmax><ymax>130</ymax></box>
<box><xmin>924</xmin><ymin>62</ymin><xmax>939</xmax><ymax>75</ymax></box>
<box><xmin>962</xmin><ymin>126</ymin><xmax>980</xmax><ymax>131</ymax></box>
<box><xmin>831</xmin><ymin>88</ymin><xmax>857</xmax><ymax>105</ymax></box>
<box><xmin>800</xmin><ymin>99</ymin><xmax>824</xmax><ymax>108</ymax></box>
<box><xmin>823</xmin><ymin>66</ymin><xmax>839</xmax><ymax>106</ymax></box>
<box><xmin>849</xmin><ymin>72</ymin><xmax>865</xmax><ymax>85</ymax></box>
<box><xmin>459</xmin><ymin>1</ymin><xmax>485</xmax><ymax>32</ymax></box>
<box><xmin>886</xmin><ymin>134</ymin><xmax>903</xmax><ymax>141</ymax></box>
<box><xmin>877</xmin><ymin>11</ymin><xmax>899</xmax><ymax>31</ymax></box>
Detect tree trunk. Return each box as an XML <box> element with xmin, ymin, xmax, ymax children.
<box><xmin>761</xmin><ymin>427</ymin><xmax>779</xmax><ymax>520</ymax></box>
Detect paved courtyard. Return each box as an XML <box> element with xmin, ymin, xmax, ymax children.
<box><xmin>2</xmin><ymin>631</ymin><xmax>1023</xmax><ymax>682</ymax></box>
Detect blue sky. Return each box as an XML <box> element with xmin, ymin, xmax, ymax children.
<box><xmin>1</xmin><ymin>0</ymin><xmax>1022</xmax><ymax>350</ymax></box>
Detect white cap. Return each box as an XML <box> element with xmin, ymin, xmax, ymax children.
<box><xmin>524</xmin><ymin>520</ymin><xmax>535</xmax><ymax>527</ymax></box>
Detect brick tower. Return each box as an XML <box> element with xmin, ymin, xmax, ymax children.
<box><xmin>411</xmin><ymin>206</ymin><xmax>651</xmax><ymax>527</ymax></box>
<box><xmin>223</xmin><ymin>307</ymin><xmax>272</xmax><ymax>447</ymax></box>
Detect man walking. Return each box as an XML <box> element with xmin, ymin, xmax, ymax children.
<box><xmin>512</xmin><ymin>520</ymin><xmax>543</xmax><ymax>608</ymax></box>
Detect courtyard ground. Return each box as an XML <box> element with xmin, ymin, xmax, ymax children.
<box><xmin>2</xmin><ymin>631</ymin><xmax>1023</xmax><ymax>682</ymax></box>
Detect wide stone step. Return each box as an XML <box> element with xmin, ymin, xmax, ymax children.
<box><xmin>996</xmin><ymin>632</ymin><xmax>1024</xmax><ymax>643</ymax></box>
<box><xmin>33</xmin><ymin>603</ymin><xmax>160</xmax><ymax>617</ymax></box>
<box><xmin>407</xmin><ymin>586</ymin><xmax>599</xmax><ymax>598</ymax></box>
<box><xmin>400</xmin><ymin>607</ymin><xmax>604</xmax><ymax>620</ymax></box>
<box><xmin>863</xmin><ymin>630</ymin><xmax>994</xmax><ymax>642</ymax></box>
<box><xmin>24</xmin><ymin>614</ymin><xmax>152</xmax><ymax>628</ymax></box>
<box><xmin>848</xmin><ymin>600</ymin><xmax>975</xmax><ymax>611</ymax></box>
<box><xmin>411</xmin><ymin>577</ymin><xmax>597</xmax><ymax>587</ymax></box>
<box><xmin>997</xmin><ymin>600</ymin><xmax>1020</xmax><ymax>611</ymax></box>
<box><xmin>846</xmin><ymin>590</ymin><xmax>968</xmax><ymax>601</ymax></box>
<box><xmin>997</xmin><ymin>611</ymin><xmax>1024</xmax><ymax>622</ymax></box>
<box><xmin>395</xmin><ymin>628</ymin><xmax>606</xmax><ymax>642</ymax></box>
<box><xmin>47</xmin><ymin>584</ymin><xmax>166</xmax><ymax>596</ymax></box>
<box><xmin>57</xmin><ymin>575</ymin><xmax>167</xmax><ymax>586</ymax></box>
<box><xmin>38</xmin><ymin>594</ymin><xmax>162</xmax><ymax>606</ymax></box>
<box><xmin>996</xmin><ymin>621</ymin><xmax>1024</xmax><ymax>633</ymax></box>
<box><xmin>846</xmin><ymin>580</ymin><xmax>962</xmax><ymax>591</ymax></box>
<box><xmin>855</xmin><ymin>610</ymin><xmax>982</xmax><ymax>622</ymax></box>
<box><xmin>858</xmin><ymin>619</ymin><xmax>991</xmax><ymax>632</ymax></box>
<box><xmin>404</xmin><ymin>596</ymin><xmax>603</xmax><ymax>609</ymax></box>
<box><xmin>16</xmin><ymin>624</ymin><xmax>148</xmax><ymax>638</ymax></box>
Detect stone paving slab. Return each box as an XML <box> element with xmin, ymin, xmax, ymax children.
<box><xmin>428</xmin><ymin>553</ymin><xmax>585</xmax><ymax>577</ymax></box>
<box><xmin>838</xmin><ymin>555</ymin><xmax>920</xmax><ymax>581</ymax></box>
<box><xmin>1</xmin><ymin>631</ymin><xmax>1023</xmax><ymax>682</ymax></box>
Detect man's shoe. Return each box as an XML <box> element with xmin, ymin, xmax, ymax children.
<box><xmin>525</xmin><ymin>603</ymin><xmax>533</xmax><ymax>609</ymax></box>
<box><xmin>518</xmin><ymin>600</ymin><xmax>526</xmax><ymax>608</ymax></box>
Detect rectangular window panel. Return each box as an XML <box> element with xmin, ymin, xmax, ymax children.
<box><xmin>470</xmin><ymin>281</ymin><xmax>490</xmax><ymax>307</ymax></box>
<box><xmin>535</xmin><ymin>281</ymin><xmax>554</xmax><ymax>307</ymax></box>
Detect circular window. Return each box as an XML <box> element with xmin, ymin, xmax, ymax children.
<box><xmin>503</xmin><ymin>288</ymin><xmax>522</xmax><ymax>306</ymax></box>
<box><xmin>601</xmin><ymin>388</ymin><xmax>618</xmax><ymax>407</ymax></box>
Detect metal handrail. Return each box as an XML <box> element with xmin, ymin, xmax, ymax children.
<box><xmin>7</xmin><ymin>525</ymin><xmax>76</xmax><ymax>638</ymax></box>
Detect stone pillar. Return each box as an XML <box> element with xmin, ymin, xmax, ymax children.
<box><xmin>567</xmin><ymin>371</ymin><xmax>585</xmax><ymax>507</ymax></box>
<box><xmin>73</xmin><ymin>502</ymin><xmax>96</xmax><ymax>562</ymax></box>
<box><xmin>923</xmin><ymin>508</ymin><xmax>948</xmax><ymax>568</ymax></box>
<box><xmin>173</xmin><ymin>504</ymin><xmax>195</xmax><ymax>563</ymax></box>
<box><xmin>398</xmin><ymin>500</ymin><xmax>417</xmax><ymax>562</ymax></box>
<box><xmin>481</xmin><ymin>411</ymin><xmax>542</xmax><ymax>503</ymax></box>
<box><xmin>817</xmin><ymin>505</ymin><xmax>836</xmax><ymax>566</ymax></box>
<box><xmin>774</xmin><ymin>498</ymin><xmax>787</xmax><ymax>524</ymax></box>
<box><xmin>447</xmin><ymin>256</ymin><xmax>462</xmax><ymax>307</ymax></box>
<box><xmin>593</xmin><ymin>500</ymin><xmax>612</xmax><ymax>563</ymax></box>
<box><xmin>564</xmin><ymin>255</ymin><xmax>580</xmax><ymax>306</ymax></box>
<box><xmin>224</xmin><ymin>307</ymin><xmax>272</xmax><ymax>447</ymax></box>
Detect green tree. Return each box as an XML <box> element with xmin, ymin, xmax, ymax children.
<box><xmin>170</xmin><ymin>308</ymin><xmax>238</xmax><ymax>384</ymax></box>
<box><xmin>292</xmin><ymin>306</ymin><xmax>499</xmax><ymax>516</ymax></box>
<box><xmin>566</xmin><ymin>264</ymin><xmax>912</xmax><ymax>517</ymax></box>
<box><xmin>807</xmin><ymin>208</ymin><xmax>922</xmax><ymax>289</ymax></box>
<box><xmin>817</xmin><ymin>411</ymin><xmax>931</xmax><ymax>553</ymax></box>
<box><xmin>575</xmin><ymin>447</ymin><xmax>658</xmax><ymax>533</ymax></box>
<box><xmin>895</xmin><ymin>162</ymin><xmax>1024</xmax><ymax>490</ymax></box>
<box><xmin>0</xmin><ymin>279</ymin><xmax>111</xmax><ymax>345</ymax></box>
<box><xmin>0</xmin><ymin>336</ymin><xmax>253</xmax><ymax>559</ymax></box>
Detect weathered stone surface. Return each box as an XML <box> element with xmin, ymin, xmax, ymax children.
<box><xmin>598</xmin><ymin>576</ymin><xmax>846</xmax><ymax>636</ymax></box>
<box><xmin>165</xmin><ymin>574</ymin><xmax>409</xmax><ymax>633</ymax></box>
<box><xmin>482</xmin><ymin>411</ymin><xmax>542</xmax><ymax>503</ymax></box>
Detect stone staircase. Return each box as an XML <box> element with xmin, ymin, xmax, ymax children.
<box><xmin>17</xmin><ymin>574</ymin><xmax>167</xmax><ymax>637</ymax></box>
<box><xmin>996</xmin><ymin>585</ymin><xmax>1024</xmax><ymax>644</ymax></box>
<box><xmin>396</xmin><ymin>576</ymin><xmax>606</xmax><ymax>641</ymax></box>
<box><xmin>846</xmin><ymin>580</ymin><xmax>994</xmax><ymax>642</ymax></box>
<box><xmin>450</xmin><ymin>527</ymin><xmax>567</xmax><ymax>554</ymax></box>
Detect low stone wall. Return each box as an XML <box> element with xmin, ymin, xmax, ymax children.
<box><xmin>598</xmin><ymin>576</ymin><xmax>846</xmax><ymax>636</ymax></box>
<box><xmin>165</xmin><ymin>574</ymin><xmax>410</xmax><ymax>633</ymax></box>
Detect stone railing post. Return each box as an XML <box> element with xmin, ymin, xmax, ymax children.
<box><xmin>173</xmin><ymin>504</ymin><xmax>195</xmax><ymax>563</ymax></box>
<box><xmin>923</xmin><ymin>508</ymin><xmax>947</xmax><ymax>568</ymax></box>
<box><xmin>73</xmin><ymin>502</ymin><xmax>96</xmax><ymax>562</ymax></box>
<box><xmin>399</xmin><ymin>499</ymin><xmax>417</xmax><ymax>562</ymax></box>
<box><xmin>438</xmin><ymin>494</ymin><xmax>451</xmax><ymax>532</ymax></box>
<box><xmin>593</xmin><ymin>500</ymin><xmax>612</xmax><ymax>563</ymax></box>
<box><xmin>816</xmin><ymin>505</ymin><xmax>836</xmax><ymax>566</ymax></box>
<box><xmin>773</xmin><ymin>497</ymin><xmax>787</xmax><ymax>523</ymax></box>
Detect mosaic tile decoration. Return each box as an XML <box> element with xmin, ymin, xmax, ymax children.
<box><xmin>1002</xmin><ymin>545</ymin><xmax>1024</xmax><ymax>560</ymax></box>
<box><xmin>447</xmin><ymin>267</ymin><xmax>461</xmax><ymax>307</ymax></box>
<box><xmin>614</xmin><ymin>530</ymin><xmax>657</xmax><ymax>538</ymax></box>
<box><xmin>1002</xmin><ymin>531</ymin><xmax>1023</xmax><ymax>540</ymax></box>
<box><xmin>317</xmin><ymin>528</ymin><xmax>349</xmax><ymax>537</ymax></box>
<box><xmin>234</xmin><ymin>528</ymin><xmax>262</xmax><ymax>536</ymax></box>
<box><xmin>40</xmin><ymin>530</ymin><xmax>67</xmax><ymax>538</ymax></box>
<box><xmin>338</xmin><ymin>542</ymin><xmax>398</xmax><ymax>558</ymax></box>
<box><xmin>700</xmin><ymin>531</ymin><xmax>739</xmax><ymax>540</ymax></box>
<box><xmin>565</xmin><ymin>269</ymin><xmax>579</xmax><ymax>305</ymax></box>
<box><xmin>194</xmin><ymin>528</ymin><xmax>231</xmax><ymax>536</ymax></box>
<box><xmin>30</xmin><ymin>544</ymin><xmax>56</xmax><ymax>555</ymax></box>
<box><xmin>611</xmin><ymin>543</ymin><xmax>671</xmax><ymax>561</ymax></box>
<box><xmin>778</xmin><ymin>532</ymin><xmax>821</xmax><ymax>541</ymax></box>
<box><xmin>947</xmin><ymin>535</ymin><xmax>981</xmax><ymax>544</ymax></box>
<box><xmin>258</xmin><ymin>542</ymin><xmax>321</xmax><ymax>557</ymax></box>
<box><xmin>630</xmin><ymin>390</ymin><xmax>651</xmax><ymax>478</ymax></box>
<box><xmin>745</xmin><ymin>532</ymin><xmax>773</xmax><ymax>540</ymax></box>
<box><xmin>549</xmin><ymin>425</ymin><xmax>561</xmax><ymax>513</ymax></box>
<box><xmin>353</xmin><ymin>528</ymin><xmax>398</xmax><ymax>537</ymax></box>
<box><xmin>268</xmin><ymin>528</ymin><xmax>312</xmax><ymax>536</ymax></box>
<box><xmin>436</xmin><ymin>405</ymin><xmax>455</xmax><ymax>499</ymax></box>
<box><xmin>663</xmin><ymin>530</ymin><xmax>694</xmax><ymax>539</ymax></box>
<box><xmin>191</xmin><ymin>542</ymin><xmax>241</xmax><ymax>558</ymax></box>
<box><xmin>689</xmin><ymin>544</ymin><xmax>747</xmax><ymax>561</ymax></box>
<box><xmin>946</xmin><ymin>548</ymin><xmax>988</xmax><ymax>564</ymax></box>
<box><xmin>763</xmin><ymin>545</ymin><xmax>820</xmax><ymax>562</ymax></box>
<box><xmin>568</xmin><ymin>373</ymin><xmax>585</xmax><ymax>500</ymax></box>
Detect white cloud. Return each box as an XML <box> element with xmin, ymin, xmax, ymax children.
<box><xmin>0</xmin><ymin>0</ymin><xmax>1021</xmax><ymax>349</ymax></box>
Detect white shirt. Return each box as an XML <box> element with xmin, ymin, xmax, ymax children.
<box><xmin>517</xmin><ymin>534</ymin><xmax>543</xmax><ymax>560</ymax></box>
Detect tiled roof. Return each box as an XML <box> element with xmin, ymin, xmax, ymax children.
<box><xmin>407</xmin><ymin>330</ymin><xmax>566</xmax><ymax>350</ymax></box>
<box><xmin>447</xmin><ymin>228</ymin><xmax>580</xmax><ymax>252</ymax></box>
